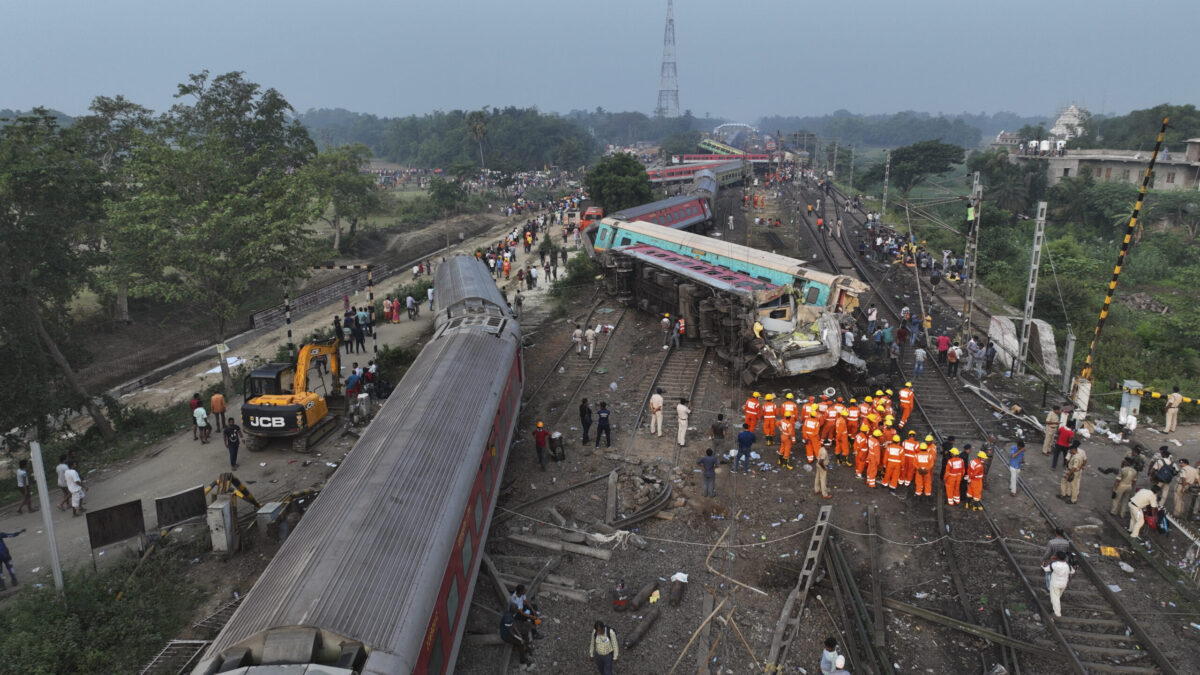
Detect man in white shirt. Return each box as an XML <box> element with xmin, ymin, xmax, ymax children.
<box><xmin>676</xmin><ymin>398</ymin><xmax>692</xmax><ymax>446</ymax></box>
<box><xmin>56</xmin><ymin>455</ymin><xmax>71</xmax><ymax>511</ymax></box>
<box><xmin>65</xmin><ymin>461</ymin><xmax>87</xmax><ymax>517</ymax></box>
<box><xmin>648</xmin><ymin>388</ymin><xmax>664</xmax><ymax>437</ymax></box>
<box><xmin>1044</xmin><ymin>551</ymin><xmax>1074</xmax><ymax>617</ymax></box>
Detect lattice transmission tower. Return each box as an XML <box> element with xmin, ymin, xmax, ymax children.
<box><xmin>655</xmin><ymin>0</ymin><xmax>680</xmax><ymax>118</ymax></box>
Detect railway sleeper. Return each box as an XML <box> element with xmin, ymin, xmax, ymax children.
<box><xmin>1076</xmin><ymin>661</ymin><xmax>1159</xmax><ymax>675</ymax></box>
<box><xmin>1057</xmin><ymin>628</ymin><xmax>1141</xmax><ymax>643</ymax></box>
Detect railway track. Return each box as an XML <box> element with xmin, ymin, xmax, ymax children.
<box><xmin>789</xmin><ymin>178</ymin><xmax>1178</xmax><ymax>673</ymax></box>
<box><xmin>626</xmin><ymin>344</ymin><xmax>712</xmax><ymax>460</ymax></box>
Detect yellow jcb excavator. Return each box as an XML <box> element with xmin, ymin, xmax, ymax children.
<box><xmin>241</xmin><ymin>338</ymin><xmax>344</xmax><ymax>453</ymax></box>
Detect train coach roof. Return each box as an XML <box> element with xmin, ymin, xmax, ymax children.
<box><xmin>434</xmin><ymin>255</ymin><xmax>509</xmax><ymax>314</ymax></box>
<box><xmin>203</xmin><ymin>326</ymin><xmax>519</xmax><ymax>671</ymax></box>
<box><xmin>612</xmin><ymin>194</ymin><xmax>703</xmax><ymax>220</ymax></box>
<box><xmin>605</xmin><ymin>219</ymin><xmax>847</xmax><ymax>286</ymax></box>
<box><xmin>617</xmin><ymin>244</ymin><xmax>777</xmax><ymax>298</ymax></box>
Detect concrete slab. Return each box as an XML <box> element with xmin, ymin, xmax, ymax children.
<box><xmin>1030</xmin><ymin>319</ymin><xmax>1062</xmax><ymax>378</ymax></box>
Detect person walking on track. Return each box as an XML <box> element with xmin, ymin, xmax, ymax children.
<box><xmin>589</xmin><ymin>620</ymin><xmax>619</xmax><ymax>675</ymax></box>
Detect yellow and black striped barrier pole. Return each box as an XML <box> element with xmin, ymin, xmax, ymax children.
<box><xmin>1076</xmin><ymin>117</ymin><xmax>1169</xmax><ymax>387</ymax></box>
<box><xmin>1122</xmin><ymin>386</ymin><xmax>1199</xmax><ymax>406</ymax></box>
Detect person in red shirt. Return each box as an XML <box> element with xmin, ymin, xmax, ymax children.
<box><xmin>1052</xmin><ymin>420</ymin><xmax>1076</xmax><ymax>470</ymax></box>
<box><xmin>533</xmin><ymin>422</ymin><xmax>551</xmax><ymax>471</ymax></box>
<box><xmin>937</xmin><ymin>333</ymin><xmax>951</xmax><ymax>365</ymax></box>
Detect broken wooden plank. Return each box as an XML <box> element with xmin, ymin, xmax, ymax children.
<box><xmin>480</xmin><ymin>553</ymin><xmax>510</xmax><ymax>609</ymax></box>
<box><xmin>696</xmin><ymin>592</ymin><xmax>714</xmax><ymax>675</ymax></box>
<box><xmin>507</xmin><ymin>534</ymin><xmax>612</xmax><ymax>560</ymax></box>
<box><xmin>868</xmin><ymin>505</ymin><xmax>885</xmax><ymax>650</ymax></box>
<box><xmin>606</xmin><ymin>470</ymin><xmax>619</xmax><ymax>524</ymax></box>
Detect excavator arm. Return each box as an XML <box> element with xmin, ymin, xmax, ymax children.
<box><xmin>293</xmin><ymin>338</ymin><xmax>342</xmax><ymax>395</ymax></box>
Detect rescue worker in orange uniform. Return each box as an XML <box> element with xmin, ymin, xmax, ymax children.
<box><xmin>882</xmin><ymin>434</ymin><xmax>904</xmax><ymax>489</ymax></box>
<box><xmin>944</xmin><ymin>448</ymin><xmax>966</xmax><ymax>506</ymax></box>
<box><xmin>762</xmin><ymin>394</ymin><xmax>778</xmax><ymax>445</ymax></box>
<box><xmin>834</xmin><ymin>410</ymin><xmax>851</xmax><ymax>465</ymax></box>
<box><xmin>913</xmin><ymin>442</ymin><xmax>935</xmax><ymax>496</ymax></box>
<box><xmin>866</xmin><ymin>430</ymin><xmax>883</xmax><ymax>487</ymax></box>
<box><xmin>818</xmin><ymin>402</ymin><xmax>832</xmax><ymax>440</ymax></box>
<box><xmin>781</xmin><ymin>393</ymin><xmax>798</xmax><ymax>423</ymax></box>
<box><xmin>883</xmin><ymin>389</ymin><xmax>895</xmax><ymax>418</ymax></box>
<box><xmin>778</xmin><ymin>412</ymin><xmax>795</xmax><ymax>469</ymax></box>
<box><xmin>854</xmin><ymin>424</ymin><xmax>871</xmax><ymax>479</ymax></box>
<box><xmin>900</xmin><ymin>430</ymin><xmax>920</xmax><ymax>487</ymax></box>
<box><xmin>846</xmin><ymin>398</ymin><xmax>860</xmax><ymax>432</ymax></box>
<box><xmin>898</xmin><ymin>383</ymin><xmax>915</xmax><ymax>428</ymax></box>
<box><xmin>802</xmin><ymin>407</ymin><xmax>822</xmax><ymax>463</ymax></box>
<box><xmin>744</xmin><ymin>392</ymin><xmax>762</xmax><ymax>433</ymax></box>
<box><xmin>966</xmin><ymin>451</ymin><xmax>986</xmax><ymax>510</ymax></box>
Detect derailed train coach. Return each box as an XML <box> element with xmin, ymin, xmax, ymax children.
<box><xmin>585</xmin><ymin>217</ymin><xmax>868</xmax><ymax>383</ymax></box>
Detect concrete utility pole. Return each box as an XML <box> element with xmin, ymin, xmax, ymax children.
<box><xmin>880</xmin><ymin>150</ymin><xmax>891</xmax><ymax>221</ymax></box>
<box><xmin>1016</xmin><ymin>202</ymin><xmax>1047</xmax><ymax>375</ymax></box>
<box><xmin>960</xmin><ymin>172</ymin><xmax>983</xmax><ymax>341</ymax></box>
<box><xmin>30</xmin><ymin>442</ymin><xmax>64</xmax><ymax>592</ymax></box>
<box><xmin>848</xmin><ymin>146</ymin><xmax>855</xmax><ymax>193</ymax></box>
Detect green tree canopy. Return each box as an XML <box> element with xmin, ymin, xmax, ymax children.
<box><xmin>862</xmin><ymin>140</ymin><xmax>965</xmax><ymax>196</ymax></box>
<box><xmin>1068</xmin><ymin>104</ymin><xmax>1200</xmax><ymax>150</ymax></box>
<box><xmin>307</xmin><ymin>143</ymin><xmax>381</xmax><ymax>253</ymax></box>
<box><xmin>108</xmin><ymin>71</ymin><xmax>327</xmax><ymax>393</ymax></box>
<box><xmin>0</xmin><ymin>111</ymin><xmax>115</xmax><ymax>438</ymax></box>
<box><xmin>583</xmin><ymin>153</ymin><xmax>653</xmax><ymax>213</ymax></box>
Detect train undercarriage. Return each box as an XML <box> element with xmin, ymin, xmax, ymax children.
<box><xmin>600</xmin><ymin>254</ymin><xmax>864</xmax><ymax>384</ymax></box>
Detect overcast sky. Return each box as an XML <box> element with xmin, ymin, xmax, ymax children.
<box><xmin>3</xmin><ymin>0</ymin><xmax>1195</xmax><ymax>121</ymax></box>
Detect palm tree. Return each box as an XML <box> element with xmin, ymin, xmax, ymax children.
<box><xmin>466</xmin><ymin>107</ymin><xmax>489</xmax><ymax>171</ymax></box>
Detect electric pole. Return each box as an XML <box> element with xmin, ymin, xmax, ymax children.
<box><xmin>1016</xmin><ymin>201</ymin><xmax>1047</xmax><ymax>375</ymax></box>
<box><xmin>961</xmin><ymin>171</ymin><xmax>983</xmax><ymax>341</ymax></box>
<box><xmin>848</xmin><ymin>145</ymin><xmax>855</xmax><ymax>193</ymax></box>
<box><xmin>880</xmin><ymin>150</ymin><xmax>891</xmax><ymax>222</ymax></box>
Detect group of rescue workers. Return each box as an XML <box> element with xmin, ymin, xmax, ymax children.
<box><xmin>741</xmin><ymin>386</ymin><xmax>989</xmax><ymax>509</ymax></box>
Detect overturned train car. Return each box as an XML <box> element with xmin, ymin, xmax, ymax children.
<box><xmin>586</xmin><ymin>218</ymin><xmax>868</xmax><ymax>383</ymax></box>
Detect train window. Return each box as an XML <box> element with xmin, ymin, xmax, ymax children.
<box><xmin>620</xmin><ymin>237</ymin><xmax>631</xmax><ymax>246</ymax></box>
<box><xmin>461</xmin><ymin>534</ymin><xmax>473</xmax><ymax>581</ymax></box>
<box><xmin>475</xmin><ymin>493</ymin><xmax>484</xmax><ymax>533</ymax></box>
<box><xmin>484</xmin><ymin>462</ymin><xmax>493</xmax><ymax>494</ymax></box>
<box><xmin>806</xmin><ymin>287</ymin><xmax>821</xmax><ymax>304</ymax></box>
<box><xmin>428</xmin><ymin>632</ymin><xmax>445</xmax><ymax>674</ymax></box>
<box><xmin>447</xmin><ymin>578</ymin><xmax>460</xmax><ymax>631</ymax></box>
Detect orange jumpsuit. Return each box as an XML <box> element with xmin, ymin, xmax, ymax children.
<box><xmin>781</xmin><ymin>400</ymin><xmax>798</xmax><ymax>422</ymax></box>
<box><xmin>834</xmin><ymin>416</ymin><xmax>850</xmax><ymax>461</ymax></box>
<box><xmin>865</xmin><ymin>436</ymin><xmax>882</xmax><ymax>487</ymax></box>
<box><xmin>882</xmin><ymin>443</ymin><xmax>904</xmax><ymax>489</ymax></box>
<box><xmin>854</xmin><ymin>431</ymin><xmax>870</xmax><ymax>478</ymax></box>
<box><xmin>944</xmin><ymin>457</ymin><xmax>965</xmax><ymax>505</ymax></box>
<box><xmin>502</xmin><ymin>260</ymin><xmax>512</xmax><ymax>278</ymax></box>
<box><xmin>762</xmin><ymin>401</ymin><xmax>778</xmax><ymax>444</ymax></box>
<box><xmin>744</xmin><ymin>398</ymin><xmax>761</xmax><ymax>433</ymax></box>
<box><xmin>966</xmin><ymin>458</ymin><xmax>985</xmax><ymax>504</ymax></box>
<box><xmin>900</xmin><ymin>437</ymin><xmax>920</xmax><ymax>486</ymax></box>
<box><xmin>914</xmin><ymin>447</ymin><xmax>935</xmax><ymax>496</ymax></box>
<box><xmin>846</xmin><ymin>406</ymin><xmax>860</xmax><ymax>432</ymax></box>
<box><xmin>898</xmin><ymin>388</ymin><xmax>914</xmax><ymax>428</ymax></box>
<box><xmin>821</xmin><ymin>404</ymin><xmax>839</xmax><ymax>440</ymax></box>
<box><xmin>802</xmin><ymin>416</ymin><xmax>821</xmax><ymax>462</ymax></box>
<box><xmin>779</xmin><ymin>418</ymin><xmax>795</xmax><ymax>464</ymax></box>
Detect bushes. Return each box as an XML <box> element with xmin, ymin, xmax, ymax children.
<box><xmin>0</xmin><ymin>540</ymin><xmax>205</xmax><ymax>675</ymax></box>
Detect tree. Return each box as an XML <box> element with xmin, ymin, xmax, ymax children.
<box><xmin>659</xmin><ymin>130</ymin><xmax>701</xmax><ymax>158</ymax></box>
<box><xmin>308</xmin><ymin>143</ymin><xmax>381</xmax><ymax>253</ymax></box>
<box><xmin>427</xmin><ymin>176</ymin><xmax>466</xmax><ymax>217</ymax></box>
<box><xmin>466</xmin><ymin>107</ymin><xmax>489</xmax><ymax>170</ymax></box>
<box><xmin>1018</xmin><ymin>123</ymin><xmax>1047</xmax><ymax>143</ymax></box>
<box><xmin>75</xmin><ymin>95</ymin><xmax>154</xmax><ymax>324</ymax></box>
<box><xmin>584</xmin><ymin>153</ymin><xmax>653</xmax><ymax>213</ymax></box>
<box><xmin>0</xmin><ymin>111</ymin><xmax>116</xmax><ymax>438</ymax></box>
<box><xmin>108</xmin><ymin>71</ymin><xmax>326</xmax><ymax>394</ymax></box>
<box><xmin>862</xmin><ymin>140</ymin><xmax>964</xmax><ymax>196</ymax></box>
<box><xmin>1146</xmin><ymin>191</ymin><xmax>1200</xmax><ymax>239</ymax></box>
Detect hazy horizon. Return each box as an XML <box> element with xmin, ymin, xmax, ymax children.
<box><xmin>3</xmin><ymin>0</ymin><xmax>1196</xmax><ymax>122</ymax></box>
